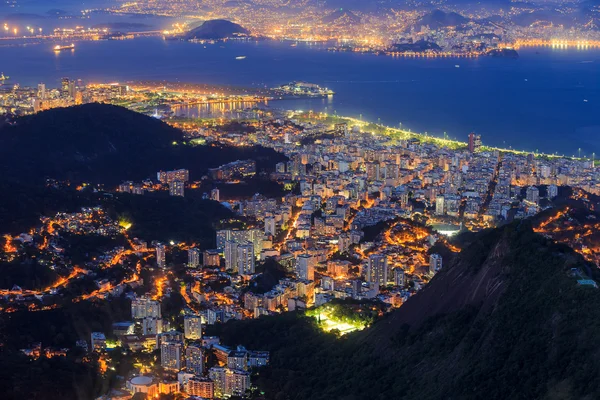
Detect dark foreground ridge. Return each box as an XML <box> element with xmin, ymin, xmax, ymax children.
<box><xmin>216</xmin><ymin>221</ymin><xmax>600</xmax><ymax>399</ymax></box>
<box><xmin>0</xmin><ymin>103</ymin><xmax>284</xmax><ymax>185</ymax></box>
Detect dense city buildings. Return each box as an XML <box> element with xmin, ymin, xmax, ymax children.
<box><xmin>184</xmin><ymin>315</ymin><xmax>203</xmax><ymax>340</ymax></box>
<box><xmin>161</xmin><ymin>340</ymin><xmax>184</xmax><ymax>371</ymax></box>
<box><xmin>209</xmin><ymin>160</ymin><xmax>257</xmax><ymax>180</ymax></box>
<box><xmin>132</xmin><ymin>297</ymin><xmax>162</xmax><ymax>319</ymax></box>
<box><xmin>468</xmin><ymin>132</ymin><xmax>482</xmax><ymax>153</ymax></box>
<box><xmin>185</xmin><ymin>344</ymin><xmax>204</xmax><ymax>375</ymax></box>
<box><xmin>2</xmin><ymin>85</ymin><xmax>600</xmax><ymax>399</ymax></box>
<box><xmin>0</xmin><ymin>0</ymin><xmax>591</xmax><ymax>59</ymax></box>
<box><xmin>187</xmin><ymin>376</ymin><xmax>214</xmax><ymax>398</ymax></box>
<box><xmin>2</xmin><ymin>3</ymin><xmax>600</xmax><ymax>395</ymax></box>
<box><xmin>158</xmin><ymin>169</ymin><xmax>190</xmax><ymax>184</ymax></box>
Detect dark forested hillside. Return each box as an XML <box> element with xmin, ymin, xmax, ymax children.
<box><xmin>0</xmin><ymin>103</ymin><xmax>286</xmax><ymax>185</ymax></box>
<box><xmin>185</xmin><ymin>19</ymin><xmax>249</xmax><ymax>40</ymax></box>
<box><xmin>0</xmin><ymin>180</ymin><xmax>234</xmax><ymax>245</ymax></box>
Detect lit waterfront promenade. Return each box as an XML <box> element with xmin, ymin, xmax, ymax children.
<box><xmin>296</xmin><ymin>112</ymin><xmax>588</xmax><ymax>160</ymax></box>
<box><xmin>505</xmin><ymin>39</ymin><xmax>600</xmax><ymax>50</ymax></box>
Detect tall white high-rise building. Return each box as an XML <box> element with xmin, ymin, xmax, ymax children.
<box><xmin>540</xmin><ymin>164</ymin><xmax>551</xmax><ymax>179</ymax></box>
<box><xmin>156</xmin><ymin>243</ymin><xmax>167</xmax><ymax>268</ymax></box>
<box><xmin>225</xmin><ymin>368</ymin><xmax>251</xmax><ymax>397</ymax></box>
<box><xmin>188</xmin><ymin>248</ymin><xmax>201</xmax><ymax>268</ymax></box>
<box><xmin>37</xmin><ymin>83</ymin><xmax>46</xmax><ymax>99</ymax></box>
<box><xmin>187</xmin><ymin>376</ymin><xmax>214</xmax><ymax>398</ymax></box>
<box><xmin>209</xmin><ymin>367</ymin><xmax>227</xmax><ymax>398</ymax></box>
<box><xmin>131</xmin><ymin>296</ymin><xmax>162</xmax><ymax>319</ymax></box>
<box><xmin>264</xmin><ymin>216</ymin><xmax>276</xmax><ymax>236</ymax></box>
<box><xmin>296</xmin><ymin>254</ymin><xmax>315</xmax><ymax>281</ymax></box>
<box><xmin>184</xmin><ymin>315</ymin><xmax>202</xmax><ymax>340</ymax></box>
<box><xmin>216</xmin><ymin>228</ymin><xmax>262</xmax><ymax>256</ymax></box>
<box><xmin>394</xmin><ymin>268</ymin><xmax>406</xmax><ymax>287</ymax></box>
<box><xmin>185</xmin><ymin>343</ymin><xmax>204</xmax><ymax>375</ymax></box>
<box><xmin>338</xmin><ymin>233</ymin><xmax>351</xmax><ymax>253</ymax></box>
<box><xmin>224</xmin><ymin>240</ymin><xmax>238</xmax><ymax>271</ymax></box>
<box><xmin>237</xmin><ymin>242</ymin><xmax>255</xmax><ymax>275</ymax></box>
<box><xmin>142</xmin><ymin>317</ymin><xmax>163</xmax><ymax>335</ymax></box>
<box><xmin>208</xmin><ymin>367</ymin><xmax>251</xmax><ymax>398</ymax></box>
<box><xmin>161</xmin><ymin>341</ymin><xmax>184</xmax><ymax>371</ymax></box>
<box><xmin>429</xmin><ymin>254</ymin><xmax>443</xmax><ymax>276</ymax></box>
<box><xmin>526</xmin><ymin>186</ymin><xmax>540</xmax><ymax>205</ymax></box>
<box><xmin>435</xmin><ymin>195</ymin><xmax>445</xmax><ymax>215</ymax></box>
<box><xmin>367</xmin><ymin>254</ymin><xmax>389</xmax><ymax>287</ymax></box>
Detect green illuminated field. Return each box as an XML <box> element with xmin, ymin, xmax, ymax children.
<box><xmin>305</xmin><ymin>301</ymin><xmax>381</xmax><ymax>336</ymax></box>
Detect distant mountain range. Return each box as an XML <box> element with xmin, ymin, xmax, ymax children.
<box><xmin>185</xmin><ymin>19</ymin><xmax>250</xmax><ymax>40</ymax></box>
<box><xmin>216</xmin><ymin>219</ymin><xmax>600</xmax><ymax>399</ymax></box>
<box><xmin>321</xmin><ymin>0</ymin><xmax>511</xmax><ymax>12</ymax></box>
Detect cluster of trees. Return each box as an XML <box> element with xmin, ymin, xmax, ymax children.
<box><xmin>0</xmin><ymin>258</ymin><xmax>59</xmax><ymax>290</ymax></box>
<box><xmin>0</xmin><ymin>349</ymin><xmax>103</xmax><ymax>400</ymax></box>
<box><xmin>247</xmin><ymin>259</ymin><xmax>289</xmax><ymax>295</ymax></box>
<box><xmin>0</xmin><ymin>297</ymin><xmax>134</xmax><ymax>399</ymax></box>
<box><xmin>106</xmin><ymin>191</ymin><xmax>233</xmax><ymax>246</ymax></box>
<box><xmin>0</xmin><ymin>104</ymin><xmax>287</xmax><ymax>185</ymax></box>
<box><xmin>0</xmin><ymin>181</ymin><xmax>93</xmax><ymax>234</ymax></box>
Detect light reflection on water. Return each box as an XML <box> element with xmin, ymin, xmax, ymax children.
<box><xmin>170</xmin><ymin>100</ymin><xmax>269</xmax><ymax>119</ymax></box>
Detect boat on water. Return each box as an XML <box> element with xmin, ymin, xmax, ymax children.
<box><xmin>54</xmin><ymin>44</ymin><xmax>75</xmax><ymax>52</ymax></box>
<box><xmin>235</xmin><ymin>56</ymin><xmax>246</xmax><ymax>60</ymax></box>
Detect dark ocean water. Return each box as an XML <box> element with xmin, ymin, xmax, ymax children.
<box><xmin>1</xmin><ymin>37</ymin><xmax>599</xmax><ymax>155</ymax></box>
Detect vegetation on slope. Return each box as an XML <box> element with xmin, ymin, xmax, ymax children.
<box><xmin>0</xmin><ymin>103</ymin><xmax>286</xmax><ymax>185</ymax></box>
<box><xmin>185</xmin><ymin>19</ymin><xmax>249</xmax><ymax>40</ymax></box>
<box><xmin>0</xmin><ymin>181</ymin><xmax>234</xmax><ymax>245</ymax></box>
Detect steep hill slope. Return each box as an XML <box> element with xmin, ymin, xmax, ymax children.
<box><xmin>416</xmin><ymin>10</ymin><xmax>469</xmax><ymax>29</ymax></box>
<box><xmin>0</xmin><ymin>103</ymin><xmax>285</xmax><ymax>185</ymax></box>
<box><xmin>322</xmin><ymin>9</ymin><xmax>361</xmax><ymax>24</ymax></box>
<box><xmin>0</xmin><ymin>103</ymin><xmax>181</xmax><ymax>184</ymax></box>
<box><xmin>185</xmin><ymin>19</ymin><xmax>249</xmax><ymax>40</ymax></box>
<box><xmin>216</xmin><ymin>221</ymin><xmax>600</xmax><ymax>400</ymax></box>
